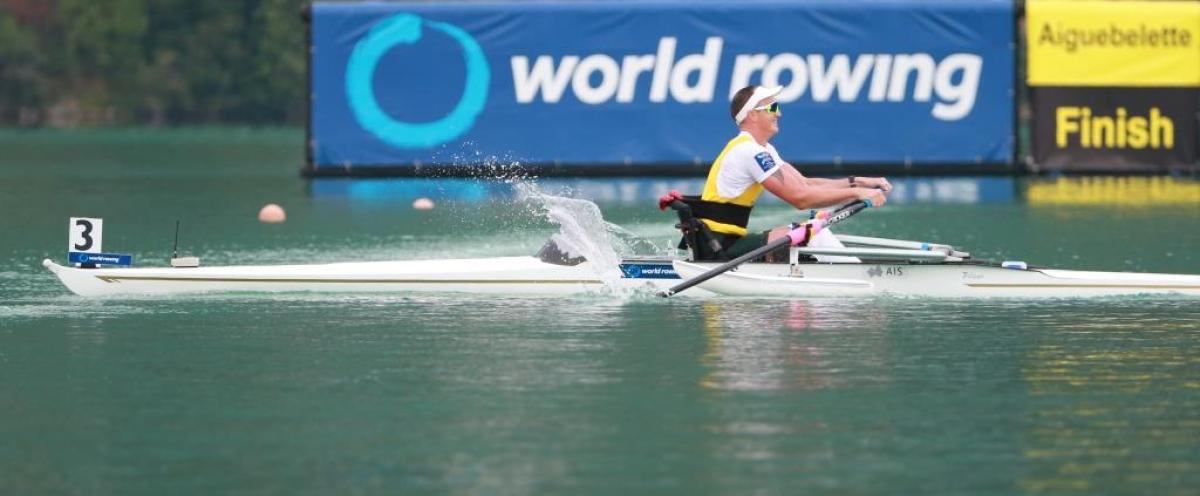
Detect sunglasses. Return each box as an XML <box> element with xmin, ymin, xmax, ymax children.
<box><xmin>753</xmin><ymin>102</ymin><xmax>781</xmax><ymax>115</ymax></box>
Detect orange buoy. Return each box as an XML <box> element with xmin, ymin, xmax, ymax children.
<box><xmin>412</xmin><ymin>198</ymin><xmax>435</xmax><ymax>210</ymax></box>
<box><xmin>258</xmin><ymin>203</ymin><xmax>286</xmax><ymax>223</ymax></box>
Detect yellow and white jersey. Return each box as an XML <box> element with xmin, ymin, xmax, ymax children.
<box><xmin>699</xmin><ymin>131</ymin><xmax>784</xmax><ymax>235</ymax></box>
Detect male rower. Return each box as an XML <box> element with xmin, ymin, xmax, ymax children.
<box><xmin>679</xmin><ymin>85</ymin><xmax>891</xmax><ymax>262</ymax></box>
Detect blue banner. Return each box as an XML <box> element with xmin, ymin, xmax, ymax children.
<box><xmin>310</xmin><ymin>1</ymin><xmax>1014</xmax><ymax>170</ymax></box>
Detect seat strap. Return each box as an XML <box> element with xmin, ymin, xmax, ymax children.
<box><xmin>680</xmin><ymin>196</ymin><xmax>752</xmax><ymax>229</ymax></box>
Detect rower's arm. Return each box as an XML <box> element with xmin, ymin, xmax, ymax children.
<box><xmin>799</xmin><ymin>175</ymin><xmax>894</xmax><ymax>191</ymax></box>
<box><xmin>805</xmin><ymin>177</ymin><xmax>852</xmax><ymax>188</ymax></box>
<box><xmin>762</xmin><ymin>164</ymin><xmax>881</xmax><ymax>209</ymax></box>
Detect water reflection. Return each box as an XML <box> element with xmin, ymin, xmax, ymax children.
<box><xmin>1026</xmin><ymin>176</ymin><xmax>1200</xmax><ymax>206</ymax></box>
<box><xmin>1019</xmin><ymin>305</ymin><xmax>1200</xmax><ymax>493</ymax></box>
<box><xmin>697</xmin><ymin>299</ymin><xmax>889</xmax><ymax>391</ymax></box>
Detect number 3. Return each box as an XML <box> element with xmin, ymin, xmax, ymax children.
<box><xmin>74</xmin><ymin>219</ymin><xmax>94</xmax><ymax>251</ymax></box>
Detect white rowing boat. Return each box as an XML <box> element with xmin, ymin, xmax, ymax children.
<box><xmin>42</xmin><ymin>234</ymin><xmax>1200</xmax><ymax>298</ymax></box>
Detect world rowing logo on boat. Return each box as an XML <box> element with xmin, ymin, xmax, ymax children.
<box><xmin>345</xmin><ymin>13</ymin><xmax>490</xmax><ymax>148</ymax></box>
<box><xmin>619</xmin><ymin>263</ymin><xmax>679</xmax><ymax>279</ymax></box>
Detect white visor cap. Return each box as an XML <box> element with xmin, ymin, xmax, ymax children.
<box><xmin>734</xmin><ymin>86</ymin><xmax>783</xmax><ymax>124</ymax></box>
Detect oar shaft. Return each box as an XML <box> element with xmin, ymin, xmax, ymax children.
<box><xmin>660</xmin><ymin>200</ymin><xmax>870</xmax><ymax>297</ymax></box>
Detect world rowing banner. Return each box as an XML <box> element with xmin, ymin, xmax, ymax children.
<box><xmin>306</xmin><ymin>0</ymin><xmax>1014</xmax><ymax>174</ymax></box>
<box><xmin>1026</xmin><ymin>0</ymin><xmax>1200</xmax><ymax>171</ymax></box>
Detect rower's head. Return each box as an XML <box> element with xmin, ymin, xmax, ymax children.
<box><xmin>731</xmin><ymin>85</ymin><xmax>783</xmax><ymax>138</ymax></box>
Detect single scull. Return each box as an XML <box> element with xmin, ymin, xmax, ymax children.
<box><xmin>43</xmin><ymin>234</ymin><xmax>1200</xmax><ymax>298</ymax></box>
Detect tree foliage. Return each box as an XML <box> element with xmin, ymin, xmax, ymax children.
<box><xmin>0</xmin><ymin>0</ymin><xmax>307</xmax><ymax>126</ymax></box>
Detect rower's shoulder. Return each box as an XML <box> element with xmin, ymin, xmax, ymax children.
<box><xmin>718</xmin><ymin>142</ymin><xmax>762</xmax><ymax>170</ymax></box>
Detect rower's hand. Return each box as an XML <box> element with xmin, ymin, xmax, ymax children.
<box><xmin>855</xmin><ymin>187</ymin><xmax>888</xmax><ymax>207</ymax></box>
<box><xmin>856</xmin><ymin>176</ymin><xmax>892</xmax><ymax>192</ymax></box>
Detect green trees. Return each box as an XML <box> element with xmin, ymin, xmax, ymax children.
<box><xmin>0</xmin><ymin>6</ymin><xmax>46</xmax><ymax>123</ymax></box>
<box><xmin>0</xmin><ymin>0</ymin><xmax>307</xmax><ymax>126</ymax></box>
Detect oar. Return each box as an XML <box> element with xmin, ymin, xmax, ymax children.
<box><xmin>658</xmin><ymin>199</ymin><xmax>872</xmax><ymax>297</ymax></box>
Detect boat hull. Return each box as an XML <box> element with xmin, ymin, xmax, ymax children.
<box><xmin>42</xmin><ymin>257</ymin><xmax>620</xmax><ymax>297</ymax></box>
<box><xmin>43</xmin><ymin>257</ymin><xmax>1200</xmax><ymax>298</ymax></box>
<box><xmin>672</xmin><ymin>261</ymin><xmax>1200</xmax><ymax>298</ymax></box>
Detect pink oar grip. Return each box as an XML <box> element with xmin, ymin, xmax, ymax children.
<box><xmin>786</xmin><ymin>219</ymin><xmax>826</xmax><ymax>246</ymax></box>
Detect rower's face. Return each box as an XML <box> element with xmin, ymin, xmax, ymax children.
<box><xmin>750</xmin><ymin>97</ymin><xmax>781</xmax><ymax>135</ymax></box>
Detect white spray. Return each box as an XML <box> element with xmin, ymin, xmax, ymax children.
<box><xmin>515</xmin><ymin>183</ymin><xmax>634</xmax><ymax>294</ymax></box>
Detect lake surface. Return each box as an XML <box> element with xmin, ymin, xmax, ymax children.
<box><xmin>2</xmin><ymin>129</ymin><xmax>1198</xmax><ymax>494</ymax></box>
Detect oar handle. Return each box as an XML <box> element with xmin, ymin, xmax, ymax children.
<box><xmin>658</xmin><ymin>200</ymin><xmax>871</xmax><ymax>297</ymax></box>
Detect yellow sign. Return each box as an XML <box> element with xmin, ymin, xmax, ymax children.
<box><xmin>1027</xmin><ymin>0</ymin><xmax>1200</xmax><ymax>87</ymax></box>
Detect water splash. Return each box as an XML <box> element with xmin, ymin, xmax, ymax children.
<box><xmin>606</xmin><ymin>223</ymin><xmax>672</xmax><ymax>258</ymax></box>
<box><xmin>515</xmin><ymin>182</ymin><xmax>633</xmax><ymax>294</ymax></box>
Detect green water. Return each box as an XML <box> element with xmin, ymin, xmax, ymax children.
<box><xmin>2</xmin><ymin>129</ymin><xmax>1199</xmax><ymax>494</ymax></box>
